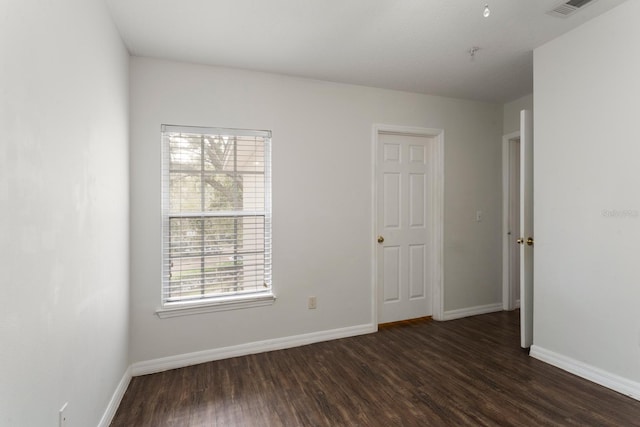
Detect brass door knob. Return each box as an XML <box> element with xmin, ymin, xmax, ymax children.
<box><xmin>516</xmin><ymin>238</ymin><xmax>524</xmax><ymax>245</ymax></box>
<box><xmin>377</xmin><ymin>236</ymin><xmax>384</xmax><ymax>243</ymax></box>
<box><xmin>527</xmin><ymin>237</ymin><xmax>534</xmax><ymax>246</ymax></box>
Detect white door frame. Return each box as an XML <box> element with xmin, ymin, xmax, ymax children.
<box><xmin>372</xmin><ymin>124</ymin><xmax>444</xmax><ymax>324</ymax></box>
<box><xmin>502</xmin><ymin>131</ymin><xmax>520</xmax><ymax>311</ymax></box>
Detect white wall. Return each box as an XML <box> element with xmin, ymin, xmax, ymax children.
<box><xmin>130</xmin><ymin>57</ymin><xmax>503</xmax><ymax>364</ymax></box>
<box><xmin>503</xmin><ymin>94</ymin><xmax>533</xmax><ymax>135</ymax></box>
<box><xmin>534</xmin><ymin>0</ymin><xmax>640</xmax><ymax>385</ymax></box>
<box><xmin>0</xmin><ymin>1</ymin><xmax>130</xmax><ymax>425</ymax></box>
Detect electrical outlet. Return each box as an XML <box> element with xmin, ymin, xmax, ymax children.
<box><xmin>59</xmin><ymin>402</ymin><xmax>68</xmax><ymax>427</ymax></box>
<box><xmin>475</xmin><ymin>210</ymin><xmax>483</xmax><ymax>222</ymax></box>
<box><xmin>308</xmin><ymin>296</ymin><xmax>317</xmax><ymax>309</ymax></box>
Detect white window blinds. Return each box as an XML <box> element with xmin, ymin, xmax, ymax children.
<box><xmin>161</xmin><ymin>125</ymin><xmax>272</xmax><ymax>306</ymax></box>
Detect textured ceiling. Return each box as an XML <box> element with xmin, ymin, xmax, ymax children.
<box><xmin>106</xmin><ymin>0</ymin><xmax>629</xmax><ymax>103</ymax></box>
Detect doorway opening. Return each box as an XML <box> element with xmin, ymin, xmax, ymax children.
<box><xmin>502</xmin><ymin>109</ymin><xmax>534</xmax><ymax>349</ymax></box>
<box><xmin>502</xmin><ymin>132</ymin><xmax>521</xmax><ymax>311</ymax></box>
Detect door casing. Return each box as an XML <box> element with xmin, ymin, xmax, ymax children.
<box><xmin>372</xmin><ymin>124</ymin><xmax>444</xmax><ymax>324</ymax></box>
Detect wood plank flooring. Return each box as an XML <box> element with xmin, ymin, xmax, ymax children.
<box><xmin>111</xmin><ymin>311</ymin><xmax>640</xmax><ymax>426</ymax></box>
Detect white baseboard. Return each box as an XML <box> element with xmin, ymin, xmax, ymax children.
<box><xmin>98</xmin><ymin>366</ymin><xmax>132</xmax><ymax>427</ymax></box>
<box><xmin>515</xmin><ymin>299</ymin><xmax>521</xmax><ymax>309</ymax></box>
<box><xmin>442</xmin><ymin>302</ymin><xmax>503</xmax><ymax>321</ymax></box>
<box><xmin>131</xmin><ymin>323</ymin><xmax>376</xmax><ymax>376</ymax></box>
<box><xmin>530</xmin><ymin>345</ymin><xmax>640</xmax><ymax>401</ymax></box>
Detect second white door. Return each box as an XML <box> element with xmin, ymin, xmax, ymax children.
<box><xmin>520</xmin><ymin>110</ymin><xmax>534</xmax><ymax>348</ymax></box>
<box><xmin>377</xmin><ymin>132</ymin><xmax>433</xmax><ymax>323</ymax></box>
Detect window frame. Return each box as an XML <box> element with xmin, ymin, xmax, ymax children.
<box><xmin>157</xmin><ymin>125</ymin><xmax>274</xmax><ymax>318</ymax></box>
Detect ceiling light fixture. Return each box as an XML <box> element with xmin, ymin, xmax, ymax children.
<box><xmin>469</xmin><ymin>46</ymin><xmax>480</xmax><ymax>60</ymax></box>
<box><xmin>483</xmin><ymin>4</ymin><xmax>491</xmax><ymax>18</ymax></box>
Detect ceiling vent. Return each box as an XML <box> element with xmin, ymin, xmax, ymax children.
<box><xmin>547</xmin><ymin>0</ymin><xmax>599</xmax><ymax>18</ymax></box>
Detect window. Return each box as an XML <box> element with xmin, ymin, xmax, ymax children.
<box><xmin>159</xmin><ymin>125</ymin><xmax>273</xmax><ymax>316</ymax></box>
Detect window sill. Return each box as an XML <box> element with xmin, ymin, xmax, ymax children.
<box><xmin>156</xmin><ymin>293</ymin><xmax>276</xmax><ymax>319</ymax></box>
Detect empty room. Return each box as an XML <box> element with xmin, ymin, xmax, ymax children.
<box><xmin>2</xmin><ymin>0</ymin><xmax>640</xmax><ymax>425</ymax></box>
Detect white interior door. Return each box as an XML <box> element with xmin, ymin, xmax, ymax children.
<box><xmin>376</xmin><ymin>132</ymin><xmax>433</xmax><ymax>324</ymax></box>
<box><xmin>520</xmin><ymin>110</ymin><xmax>534</xmax><ymax>348</ymax></box>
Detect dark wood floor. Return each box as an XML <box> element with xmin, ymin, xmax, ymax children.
<box><xmin>111</xmin><ymin>311</ymin><xmax>640</xmax><ymax>426</ymax></box>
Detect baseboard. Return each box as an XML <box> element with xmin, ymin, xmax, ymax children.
<box><xmin>442</xmin><ymin>302</ymin><xmax>503</xmax><ymax>321</ymax></box>
<box><xmin>515</xmin><ymin>299</ymin><xmax>521</xmax><ymax>309</ymax></box>
<box><xmin>131</xmin><ymin>323</ymin><xmax>376</xmax><ymax>376</ymax></box>
<box><xmin>530</xmin><ymin>345</ymin><xmax>640</xmax><ymax>401</ymax></box>
<box><xmin>98</xmin><ymin>366</ymin><xmax>132</xmax><ymax>427</ymax></box>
